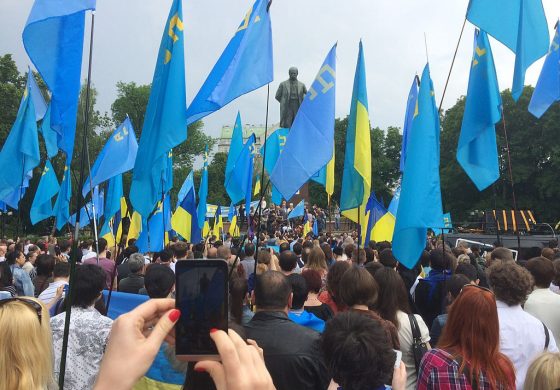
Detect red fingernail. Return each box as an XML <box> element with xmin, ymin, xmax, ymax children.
<box><xmin>168</xmin><ymin>309</ymin><xmax>180</xmax><ymax>322</ymax></box>
<box><xmin>194</xmin><ymin>366</ymin><xmax>206</xmax><ymax>373</ymax></box>
<box><xmin>210</xmin><ymin>328</ymin><xmax>218</xmax><ymax>333</ymax></box>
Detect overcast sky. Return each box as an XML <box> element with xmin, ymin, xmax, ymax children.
<box><xmin>2</xmin><ymin>0</ymin><xmax>560</xmax><ymax>144</ymax></box>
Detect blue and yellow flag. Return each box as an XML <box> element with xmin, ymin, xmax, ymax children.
<box><xmin>364</xmin><ymin>191</ymin><xmax>387</xmax><ymax>245</ymax></box>
<box><xmin>197</xmin><ymin>147</ymin><xmax>209</xmax><ymax>229</ymax></box>
<box><xmin>400</xmin><ymin>76</ymin><xmax>419</xmax><ymax>173</ymax></box>
<box><xmin>83</xmin><ymin>117</ymin><xmax>138</xmax><ymax>196</ymax></box>
<box><xmin>253</xmin><ymin>175</ymin><xmax>261</xmax><ymax>197</ymax></box>
<box><xmin>30</xmin><ymin>160</ymin><xmax>59</xmax><ymax>225</ymax></box>
<box><xmin>271</xmin><ymin>44</ymin><xmax>337</xmax><ymax>200</ymax></box>
<box><xmin>186</xmin><ymin>0</ymin><xmax>273</xmax><ymax>125</ymax></box>
<box><xmin>53</xmin><ymin>161</ymin><xmax>72</xmax><ymax>230</ymax></box>
<box><xmin>457</xmin><ymin>30</ymin><xmax>501</xmax><ymax>191</ymax></box>
<box><xmin>225</xmin><ymin>112</ymin><xmax>244</xmax><ymax>181</ymax></box>
<box><xmin>0</xmin><ymin>72</ymin><xmax>41</xmax><ymax>202</ymax></box>
<box><xmin>340</xmin><ymin>41</ymin><xmax>371</xmax><ymax>223</ymax></box>
<box><xmin>311</xmin><ymin>149</ymin><xmax>335</xmax><ymax>200</ymax></box>
<box><xmin>529</xmin><ymin>24</ymin><xmax>560</xmax><ymax>118</ymax></box>
<box><xmin>23</xmin><ymin>0</ymin><xmax>96</xmax><ymax>159</ymax></box>
<box><xmin>212</xmin><ymin>206</ymin><xmax>224</xmax><ymax>238</ymax></box>
<box><xmin>136</xmin><ymin>196</ymin><xmax>171</xmax><ymax>253</ymax></box>
<box><xmin>172</xmin><ymin>183</ymin><xmax>201</xmax><ymax>243</ymax></box>
<box><xmin>261</xmin><ymin>128</ymin><xmax>289</xmax><ymax>205</ymax></box>
<box><xmin>130</xmin><ymin>0</ymin><xmax>187</xmax><ymax>217</ymax></box>
<box><xmin>228</xmin><ymin>203</ymin><xmax>240</xmax><ymax>236</ymax></box>
<box><xmin>393</xmin><ymin>65</ymin><xmax>443</xmax><ymax>269</ymax></box>
<box><xmin>371</xmin><ymin>187</ymin><xmax>400</xmax><ymax>243</ymax></box>
<box><xmin>225</xmin><ymin>134</ymin><xmax>256</xmax><ymax>204</ymax></box>
<box><xmin>288</xmin><ymin>199</ymin><xmax>305</xmax><ymax>220</ymax></box>
<box><xmin>466</xmin><ymin>0</ymin><xmax>549</xmax><ymax>101</ymax></box>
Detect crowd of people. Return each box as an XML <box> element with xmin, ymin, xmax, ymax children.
<box><xmin>1</xmin><ymin>231</ymin><xmax>560</xmax><ymax>389</ymax></box>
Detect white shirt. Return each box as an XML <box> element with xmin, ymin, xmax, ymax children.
<box><xmin>396</xmin><ymin>310</ymin><xmax>430</xmax><ymax>390</ymax></box>
<box><xmin>81</xmin><ymin>251</ymin><xmax>98</xmax><ymax>261</ymax></box>
<box><xmin>496</xmin><ymin>300</ymin><xmax>558</xmax><ymax>390</ymax></box>
<box><xmin>524</xmin><ymin>288</ymin><xmax>560</xmax><ymax>347</ymax></box>
<box><xmin>38</xmin><ymin>280</ymin><xmax>68</xmax><ymax>304</ymax></box>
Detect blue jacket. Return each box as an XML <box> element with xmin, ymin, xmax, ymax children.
<box><xmin>10</xmin><ymin>264</ymin><xmax>34</xmax><ymax>296</ymax></box>
<box><xmin>288</xmin><ymin>310</ymin><xmax>325</xmax><ymax>333</ymax></box>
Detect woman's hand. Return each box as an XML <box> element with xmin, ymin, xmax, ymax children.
<box><xmin>391</xmin><ymin>362</ymin><xmax>407</xmax><ymax>390</ymax></box>
<box><xmin>195</xmin><ymin>329</ymin><xmax>275</xmax><ymax>390</ymax></box>
<box><xmin>94</xmin><ymin>298</ymin><xmax>179</xmax><ymax>390</ymax></box>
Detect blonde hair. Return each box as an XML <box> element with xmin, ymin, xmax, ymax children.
<box><xmin>0</xmin><ymin>298</ymin><xmax>53</xmax><ymax>389</ymax></box>
<box><xmin>524</xmin><ymin>352</ymin><xmax>560</xmax><ymax>390</ymax></box>
<box><xmin>307</xmin><ymin>247</ymin><xmax>328</xmax><ymax>271</ymax></box>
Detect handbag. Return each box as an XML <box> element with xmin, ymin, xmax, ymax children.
<box><xmin>408</xmin><ymin>313</ymin><xmax>429</xmax><ymax>374</ymax></box>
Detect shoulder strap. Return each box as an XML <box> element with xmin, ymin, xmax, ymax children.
<box><xmin>543</xmin><ymin>322</ymin><xmax>550</xmax><ymax>350</ymax></box>
<box><xmin>408</xmin><ymin>313</ymin><xmax>421</xmax><ymax>340</ymax></box>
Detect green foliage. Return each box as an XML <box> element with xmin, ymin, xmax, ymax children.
<box><xmin>0</xmin><ymin>54</ymin><xmax>25</xmax><ymax>144</ymax></box>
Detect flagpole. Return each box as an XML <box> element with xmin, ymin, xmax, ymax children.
<box><xmin>58</xmin><ymin>11</ymin><xmax>96</xmax><ymax>389</ymax></box>
<box><xmin>16</xmin><ymin>157</ymin><xmax>25</xmax><ymax>240</ymax></box>
<box><xmin>84</xmin><ymin>136</ymin><xmax>100</xmax><ymax>262</ymax></box>
<box><xmin>357</xmin><ymin>206</ymin><xmax>361</xmax><ymax>250</ymax></box>
<box><xmin>254</xmin><ymin>83</ymin><xmax>270</xmax><ymax>261</ymax></box>
<box><xmin>161</xmin><ymin>177</ymin><xmax>166</xmax><ymax>249</ymax></box>
<box><xmin>500</xmin><ymin>107</ymin><xmax>521</xmax><ymax>251</ymax></box>
<box><xmin>251</xmin><ymin>179</ymin><xmax>271</xmax><ymax>277</ymax></box>
<box><xmin>438</xmin><ymin>18</ymin><xmax>467</xmax><ymax>113</ymax></box>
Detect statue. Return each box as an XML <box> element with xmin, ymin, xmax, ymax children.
<box><xmin>275</xmin><ymin>67</ymin><xmax>307</xmax><ymax>128</ymax></box>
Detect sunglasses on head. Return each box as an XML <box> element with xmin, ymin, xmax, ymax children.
<box><xmin>0</xmin><ymin>297</ymin><xmax>43</xmax><ymax>324</ymax></box>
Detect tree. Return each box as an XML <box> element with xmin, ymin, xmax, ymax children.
<box><xmin>0</xmin><ymin>54</ymin><xmax>25</xmax><ymax>144</ymax></box>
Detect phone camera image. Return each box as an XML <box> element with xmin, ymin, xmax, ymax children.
<box><xmin>175</xmin><ymin>260</ymin><xmax>228</xmax><ymax>358</ymax></box>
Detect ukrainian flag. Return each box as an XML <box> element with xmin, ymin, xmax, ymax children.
<box><xmin>102</xmin><ymin>197</ymin><xmax>128</xmax><ymax>248</ymax></box>
<box><xmin>171</xmin><ymin>185</ymin><xmax>201</xmax><ymax>243</ymax></box>
<box><xmin>340</xmin><ymin>41</ymin><xmax>371</xmax><ymax>224</ymax></box>
<box><xmin>371</xmin><ymin>187</ymin><xmax>400</xmax><ymax>243</ymax></box>
<box><xmin>127</xmin><ymin>211</ymin><xmax>143</xmax><ymax>240</ymax></box>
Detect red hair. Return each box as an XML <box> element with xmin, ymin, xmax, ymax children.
<box><xmin>438</xmin><ymin>286</ymin><xmax>515</xmax><ymax>389</ymax></box>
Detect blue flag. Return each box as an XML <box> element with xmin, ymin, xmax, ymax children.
<box><xmin>0</xmin><ymin>74</ymin><xmax>41</xmax><ymax>202</ymax></box>
<box><xmin>312</xmin><ymin>219</ymin><xmax>319</xmax><ymax>237</ymax></box>
<box><xmin>83</xmin><ymin>117</ymin><xmax>138</xmax><ymax>196</ymax></box>
<box><xmin>177</xmin><ymin>171</ymin><xmax>194</xmax><ymax>208</ymax></box>
<box><xmin>23</xmin><ymin>68</ymin><xmax>47</xmax><ymax>122</ymax></box>
<box><xmin>225</xmin><ymin>112</ymin><xmax>244</xmax><ymax>180</ymax></box>
<box><xmin>225</xmin><ymin>134</ymin><xmax>256</xmax><ymax>204</ymax></box>
<box><xmin>466</xmin><ymin>0</ymin><xmax>549</xmax><ymax>101</ymax></box>
<box><xmin>136</xmin><ymin>197</ymin><xmax>170</xmax><ymax>253</ymax></box>
<box><xmin>30</xmin><ymin>160</ymin><xmax>59</xmax><ymax>225</ymax></box>
<box><xmin>104</xmin><ymin>174</ymin><xmax>123</xmax><ymax>224</ymax></box>
<box><xmin>39</xmin><ymin>104</ymin><xmax>59</xmax><ymax>159</ymax></box>
<box><xmin>529</xmin><ymin>24</ymin><xmax>560</xmax><ymax>118</ymax></box>
<box><xmin>393</xmin><ymin>64</ymin><xmax>443</xmax><ymax>269</ymax></box>
<box><xmin>186</xmin><ymin>0</ymin><xmax>273</xmax><ymax>125</ymax></box>
<box><xmin>197</xmin><ymin>147</ymin><xmax>209</xmax><ymax>229</ymax></box>
<box><xmin>364</xmin><ymin>191</ymin><xmax>387</xmax><ymax>243</ymax></box>
<box><xmin>270</xmin><ymin>44</ymin><xmax>337</xmax><ymax>200</ymax></box>
<box><xmin>457</xmin><ymin>30</ymin><xmax>502</xmax><ymax>191</ymax></box>
<box><xmin>172</xmin><ymin>184</ymin><xmax>201</xmax><ymax>243</ymax></box>
<box><xmin>245</xmin><ymin>145</ymin><xmax>255</xmax><ymax>219</ymax></box>
<box><xmin>130</xmin><ymin>0</ymin><xmax>187</xmax><ymax>217</ymax></box>
<box><xmin>53</xmin><ymin>161</ymin><xmax>72</xmax><ymax>230</ymax></box>
<box><xmin>261</xmin><ymin>128</ymin><xmax>289</xmax><ymax>205</ymax></box>
<box><xmin>228</xmin><ymin>203</ymin><xmax>237</xmax><ymax>221</ymax></box>
<box><xmin>288</xmin><ymin>199</ymin><xmax>305</xmax><ymax>219</ymax></box>
<box><xmin>23</xmin><ymin>0</ymin><xmax>96</xmax><ymax>159</ymax></box>
<box><xmin>163</xmin><ymin>150</ymin><xmax>174</xmax><ymax>195</ymax></box>
<box><xmin>400</xmin><ymin>76</ymin><xmax>419</xmax><ymax>173</ymax></box>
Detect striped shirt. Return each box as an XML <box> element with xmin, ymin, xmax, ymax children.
<box><xmin>38</xmin><ymin>280</ymin><xmax>67</xmax><ymax>304</ymax></box>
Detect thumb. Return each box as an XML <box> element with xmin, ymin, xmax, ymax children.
<box><xmin>147</xmin><ymin>309</ymin><xmax>180</xmax><ymax>350</ymax></box>
<box><xmin>194</xmin><ymin>361</ymin><xmax>226</xmax><ymax>390</ymax></box>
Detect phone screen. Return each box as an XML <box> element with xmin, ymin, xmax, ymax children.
<box><xmin>175</xmin><ymin>260</ymin><xmax>228</xmax><ymax>356</ymax></box>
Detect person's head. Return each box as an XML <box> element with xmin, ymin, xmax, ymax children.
<box><xmin>206</xmin><ymin>247</ymin><xmax>218</xmax><ymax>259</ymax></box>
<box><xmin>455</xmin><ymin>263</ymin><xmax>479</xmax><ymax>284</ymax></box>
<box><xmin>541</xmin><ymin>247</ymin><xmax>555</xmax><ymax>261</ymax></box>
<box><xmin>446</xmin><ymin>274</ymin><xmax>470</xmax><ymax>301</ymax></box>
<box><xmin>372</xmin><ymin>267</ymin><xmax>411</xmax><ymax>328</ymax></box>
<box><xmin>288</xmin><ymin>274</ymin><xmax>308</xmax><ymax>310</ymax></box>
<box><xmin>73</xmin><ymin>264</ymin><xmax>106</xmax><ymax>308</ymax></box>
<box><xmin>216</xmin><ymin>245</ymin><xmax>231</xmax><ymax>260</ymax></box>
<box><xmin>144</xmin><ymin>264</ymin><xmax>175</xmax><ymax>298</ymax></box>
<box><xmin>457</xmin><ymin>254</ymin><xmax>471</xmax><ymax>265</ymax></box>
<box><xmin>526</xmin><ymin>256</ymin><xmax>555</xmax><ymax>289</ymax></box>
<box><xmin>278</xmin><ymin>250</ymin><xmax>298</xmax><ymax>273</ymax></box>
<box><xmin>489</xmin><ymin>247</ymin><xmax>514</xmax><ymax>265</ymax></box>
<box><xmin>438</xmin><ymin>285</ymin><xmax>515</xmax><ymax>388</ymax></box>
<box><xmin>244</xmin><ymin>243</ymin><xmax>255</xmax><ymax>258</ymax></box>
<box><xmin>364</xmin><ymin>247</ymin><xmax>375</xmax><ymax>264</ymax></box>
<box><xmin>302</xmin><ymin>269</ymin><xmax>322</xmax><ymax>295</ymax></box>
<box><xmin>364</xmin><ymin>261</ymin><xmax>384</xmax><ymax>279</ymax></box>
<box><xmin>0</xmin><ymin>261</ymin><xmax>13</xmax><ymax>288</ymax></box>
<box><xmin>487</xmin><ymin>261</ymin><xmax>534</xmax><ymax>306</ymax></box>
<box><xmin>326</xmin><ymin>261</ymin><xmax>351</xmax><ymax>304</ymax></box>
<box><xmin>279</xmin><ymin>242</ymin><xmax>290</xmax><ymax>253</ymax></box>
<box><xmin>306</xmin><ymin>246</ymin><xmax>328</xmax><ymax>272</ymax></box>
<box><xmin>320</xmin><ymin>242</ymin><xmax>333</xmax><ymax>262</ymax></box>
<box><xmin>523</xmin><ymin>352</ymin><xmax>560</xmax><ymax>390</ymax></box>
<box><xmin>253</xmin><ymin>271</ymin><xmax>292</xmax><ymax>312</ymax></box>
<box><xmin>6</xmin><ymin>250</ymin><xmax>25</xmax><ymax>267</ymax></box>
<box><xmin>292</xmin><ymin>242</ymin><xmax>303</xmax><ymax>256</ymax></box>
<box><xmin>378</xmin><ymin>248</ymin><xmax>397</xmax><ymax>268</ymax></box>
<box><xmin>52</xmin><ymin>262</ymin><xmax>70</xmax><ymax>280</ymax></box>
<box><xmin>288</xmin><ymin>66</ymin><xmax>298</xmax><ymax>80</ymax></box>
<box><xmin>339</xmin><ymin>266</ymin><xmax>379</xmax><ymax>308</ymax></box>
<box><xmin>0</xmin><ymin>243</ymin><xmax>7</xmax><ymax>257</ymax></box>
<box><xmin>35</xmin><ymin>254</ymin><xmax>56</xmax><ymax>277</ymax></box>
<box><xmin>128</xmin><ymin>253</ymin><xmax>146</xmax><ymax>275</ymax></box>
<box><xmin>229</xmin><ymin>274</ymin><xmax>249</xmax><ymax>324</ymax></box>
<box><xmin>553</xmin><ymin>259</ymin><xmax>560</xmax><ymax>287</ymax></box>
<box><xmin>321</xmin><ymin>312</ymin><xmax>395</xmax><ymax>390</ymax></box>
<box><xmin>351</xmin><ymin>248</ymin><xmax>367</xmax><ymax>266</ymax></box>
<box><xmin>173</xmin><ymin>241</ymin><xmax>189</xmax><ymax>259</ymax></box>
<box><xmin>98</xmin><ymin>237</ymin><xmax>108</xmax><ymax>253</ymax></box>
<box><xmin>0</xmin><ymin>297</ymin><xmax>53</xmax><ymax>389</ymax></box>
<box><xmin>429</xmin><ymin>248</ymin><xmax>452</xmax><ymax>271</ymax></box>
<box><xmin>344</xmin><ymin>244</ymin><xmax>355</xmax><ymax>260</ymax></box>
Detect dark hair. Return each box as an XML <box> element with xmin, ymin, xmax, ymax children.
<box><xmin>372</xmin><ymin>267</ymin><xmax>411</xmax><ymax>328</ymax></box>
<box><xmin>158</xmin><ymin>249</ymin><xmax>174</xmax><ymax>263</ymax></box>
<box><xmin>344</xmin><ymin>244</ymin><xmax>355</xmax><ymax>259</ymax></box>
<box><xmin>364</xmin><ymin>261</ymin><xmax>384</xmax><ymax>279</ymax></box>
<box><xmin>0</xmin><ymin>261</ymin><xmax>13</xmax><ymax>288</ymax></box>
<box><xmin>53</xmin><ymin>262</ymin><xmax>70</xmax><ymax>278</ymax></box>
<box><xmin>173</xmin><ymin>241</ymin><xmax>188</xmax><ymax>259</ymax></box>
<box><xmin>526</xmin><ymin>256</ymin><xmax>555</xmax><ymax>288</ymax></box>
<box><xmin>455</xmin><ymin>263</ymin><xmax>478</xmax><ymax>282</ymax></box>
<box><xmin>447</xmin><ymin>274</ymin><xmax>470</xmax><ymax>299</ymax></box>
<box><xmin>288</xmin><ymin>274</ymin><xmax>308</xmax><ymax>310</ymax></box>
<box><xmin>98</xmin><ymin>237</ymin><xmax>108</xmax><ymax>253</ymax></box>
<box><xmin>302</xmin><ymin>269</ymin><xmax>322</xmax><ymax>294</ymax></box>
<box><xmin>541</xmin><ymin>248</ymin><xmax>555</xmax><ymax>261</ymax></box>
<box><xmin>487</xmin><ymin>262</ymin><xmax>534</xmax><ymax>306</ymax></box>
<box><xmin>320</xmin><ymin>243</ymin><xmax>333</xmax><ymax>263</ymax></box>
<box><xmin>490</xmin><ymin>247</ymin><xmax>514</xmax><ymax>263</ymax></box>
<box><xmin>35</xmin><ymin>254</ymin><xmax>56</xmax><ymax>277</ymax></box>
<box><xmin>229</xmin><ymin>275</ymin><xmax>248</xmax><ymax>324</ymax></box>
<box><xmin>326</xmin><ymin>261</ymin><xmax>351</xmax><ymax>306</ymax></box>
<box><xmin>429</xmin><ymin>248</ymin><xmax>452</xmax><ymax>270</ymax></box>
<box><xmin>73</xmin><ymin>264</ymin><xmax>106</xmax><ymax>308</ymax></box>
<box><xmin>244</xmin><ymin>243</ymin><xmax>255</xmax><ymax>258</ymax></box>
<box><xmin>378</xmin><ymin>248</ymin><xmax>397</xmax><ymax>268</ymax></box>
<box><xmin>254</xmin><ymin>271</ymin><xmax>291</xmax><ymax>310</ymax></box>
<box><xmin>144</xmin><ymin>264</ymin><xmax>175</xmax><ymax>298</ymax></box>
<box><xmin>352</xmin><ymin>248</ymin><xmax>367</xmax><ymax>265</ymax></box>
<box><xmin>553</xmin><ymin>259</ymin><xmax>560</xmax><ymax>286</ymax></box>
<box><xmin>279</xmin><ymin>242</ymin><xmax>290</xmax><ymax>253</ymax></box>
<box><xmin>364</xmin><ymin>248</ymin><xmax>375</xmax><ymax>264</ymax></box>
<box><xmin>321</xmin><ymin>312</ymin><xmax>395</xmax><ymax>390</ymax></box>
<box><xmin>279</xmin><ymin>250</ymin><xmax>298</xmax><ymax>272</ymax></box>
<box><xmin>292</xmin><ymin>242</ymin><xmax>303</xmax><ymax>256</ymax></box>
<box><xmin>59</xmin><ymin>240</ymin><xmax>72</xmax><ymax>252</ymax></box>
<box><xmin>339</xmin><ymin>266</ymin><xmax>379</xmax><ymax>308</ymax></box>
<box><xmin>5</xmin><ymin>250</ymin><xmax>22</xmax><ymax>266</ymax></box>
<box><xmin>333</xmin><ymin>246</ymin><xmax>343</xmax><ymax>257</ymax></box>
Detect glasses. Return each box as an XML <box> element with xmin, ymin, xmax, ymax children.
<box><xmin>0</xmin><ymin>297</ymin><xmax>43</xmax><ymax>324</ymax></box>
<box><xmin>461</xmin><ymin>283</ymin><xmax>494</xmax><ymax>296</ymax></box>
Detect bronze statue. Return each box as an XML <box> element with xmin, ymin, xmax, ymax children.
<box><xmin>275</xmin><ymin>67</ymin><xmax>307</xmax><ymax>128</ymax></box>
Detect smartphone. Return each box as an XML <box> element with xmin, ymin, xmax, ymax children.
<box><xmin>175</xmin><ymin>259</ymin><xmax>229</xmax><ymax>360</ymax></box>
<box><xmin>394</xmin><ymin>349</ymin><xmax>402</xmax><ymax>368</ymax></box>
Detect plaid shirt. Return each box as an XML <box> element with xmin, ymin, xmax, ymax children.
<box><xmin>417</xmin><ymin>349</ymin><xmax>512</xmax><ymax>390</ymax></box>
